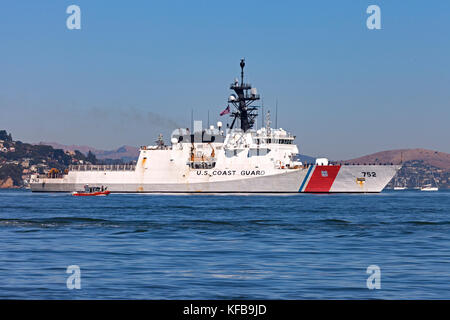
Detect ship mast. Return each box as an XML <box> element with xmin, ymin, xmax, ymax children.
<box><xmin>228</xmin><ymin>59</ymin><xmax>260</xmax><ymax>131</ymax></box>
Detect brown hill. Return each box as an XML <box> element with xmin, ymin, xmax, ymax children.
<box><xmin>344</xmin><ymin>148</ymin><xmax>450</xmax><ymax>171</ymax></box>
<box><xmin>36</xmin><ymin>142</ymin><xmax>139</xmax><ymax>161</ymax></box>
<box><xmin>36</xmin><ymin>142</ymin><xmax>104</xmax><ymax>155</ymax></box>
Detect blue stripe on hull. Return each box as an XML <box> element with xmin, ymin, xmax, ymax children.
<box><xmin>299</xmin><ymin>165</ymin><xmax>314</xmax><ymax>192</ymax></box>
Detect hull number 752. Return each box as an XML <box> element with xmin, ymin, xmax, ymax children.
<box><xmin>361</xmin><ymin>172</ymin><xmax>377</xmax><ymax>177</ymax></box>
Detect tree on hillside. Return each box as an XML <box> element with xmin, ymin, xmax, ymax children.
<box><xmin>73</xmin><ymin>150</ymin><xmax>87</xmax><ymax>161</ymax></box>
<box><xmin>0</xmin><ymin>130</ymin><xmax>12</xmax><ymax>142</ymax></box>
<box><xmin>86</xmin><ymin>150</ymin><xmax>98</xmax><ymax>164</ymax></box>
<box><xmin>0</xmin><ymin>164</ymin><xmax>23</xmax><ymax>186</ymax></box>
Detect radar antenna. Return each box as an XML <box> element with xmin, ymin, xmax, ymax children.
<box><xmin>227</xmin><ymin>59</ymin><xmax>260</xmax><ymax>131</ymax></box>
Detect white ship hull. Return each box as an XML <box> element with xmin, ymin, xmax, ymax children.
<box><xmin>30</xmin><ymin>164</ymin><xmax>399</xmax><ymax>193</ymax></box>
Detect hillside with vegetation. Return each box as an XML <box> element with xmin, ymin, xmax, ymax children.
<box><xmin>343</xmin><ymin>148</ymin><xmax>450</xmax><ymax>189</ymax></box>
<box><xmin>0</xmin><ymin>130</ymin><xmax>98</xmax><ymax>188</ymax></box>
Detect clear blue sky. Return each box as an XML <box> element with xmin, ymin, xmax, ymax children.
<box><xmin>1</xmin><ymin>0</ymin><xmax>449</xmax><ymax>159</ymax></box>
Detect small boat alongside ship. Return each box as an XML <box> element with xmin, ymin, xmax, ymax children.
<box><xmin>72</xmin><ymin>185</ymin><xmax>110</xmax><ymax>196</ymax></box>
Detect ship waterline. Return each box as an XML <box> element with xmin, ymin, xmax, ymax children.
<box><xmin>30</xmin><ymin>59</ymin><xmax>400</xmax><ymax>193</ymax></box>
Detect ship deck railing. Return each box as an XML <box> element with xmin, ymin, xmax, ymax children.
<box><xmin>36</xmin><ymin>173</ymin><xmax>65</xmax><ymax>179</ymax></box>
<box><xmin>68</xmin><ymin>164</ymin><xmax>137</xmax><ymax>171</ymax></box>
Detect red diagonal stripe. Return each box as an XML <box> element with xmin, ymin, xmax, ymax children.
<box><xmin>304</xmin><ymin>165</ymin><xmax>341</xmax><ymax>192</ymax></box>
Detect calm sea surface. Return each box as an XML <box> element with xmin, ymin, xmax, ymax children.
<box><xmin>0</xmin><ymin>189</ymin><xmax>449</xmax><ymax>299</ymax></box>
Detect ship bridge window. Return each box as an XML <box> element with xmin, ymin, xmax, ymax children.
<box><xmin>189</xmin><ymin>162</ymin><xmax>216</xmax><ymax>169</ymax></box>
<box><xmin>249</xmin><ymin>148</ymin><xmax>269</xmax><ymax>157</ymax></box>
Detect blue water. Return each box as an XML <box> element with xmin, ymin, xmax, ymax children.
<box><xmin>0</xmin><ymin>189</ymin><xmax>449</xmax><ymax>299</ymax></box>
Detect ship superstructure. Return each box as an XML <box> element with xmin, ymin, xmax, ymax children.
<box><xmin>30</xmin><ymin>60</ymin><xmax>400</xmax><ymax>193</ymax></box>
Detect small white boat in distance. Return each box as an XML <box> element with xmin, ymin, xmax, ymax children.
<box><xmin>393</xmin><ymin>175</ymin><xmax>407</xmax><ymax>190</ymax></box>
<box><xmin>420</xmin><ymin>185</ymin><xmax>438</xmax><ymax>191</ymax></box>
<box><xmin>420</xmin><ymin>172</ymin><xmax>439</xmax><ymax>191</ymax></box>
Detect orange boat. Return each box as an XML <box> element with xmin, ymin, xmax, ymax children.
<box><xmin>72</xmin><ymin>185</ymin><xmax>110</xmax><ymax>196</ymax></box>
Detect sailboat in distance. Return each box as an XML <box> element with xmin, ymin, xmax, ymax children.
<box><xmin>421</xmin><ymin>185</ymin><xmax>438</xmax><ymax>191</ymax></box>
<box><xmin>420</xmin><ymin>171</ymin><xmax>439</xmax><ymax>191</ymax></box>
<box><xmin>393</xmin><ymin>174</ymin><xmax>407</xmax><ymax>190</ymax></box>
<box><xmin>393</xmin><ymin>153</ymin><xmax>407</xmax><ymax>190</ymax></box>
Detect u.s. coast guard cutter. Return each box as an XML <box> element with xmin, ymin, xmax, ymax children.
<box><xmin>30</xmin><ymin>60</ymin><xmax>399</xmax><ymax>193</ymax></box>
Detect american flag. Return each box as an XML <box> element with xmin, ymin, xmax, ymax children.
<box><xmin>220</xmin><ymin>105</ymin><xmax>230</xmax><ymax>116</ymax></box>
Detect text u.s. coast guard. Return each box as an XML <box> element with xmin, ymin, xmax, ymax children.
<box><xmin>196</xmin><ymin>170</ymin><xmax>265</xmax><ymax>176</ymax></box>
